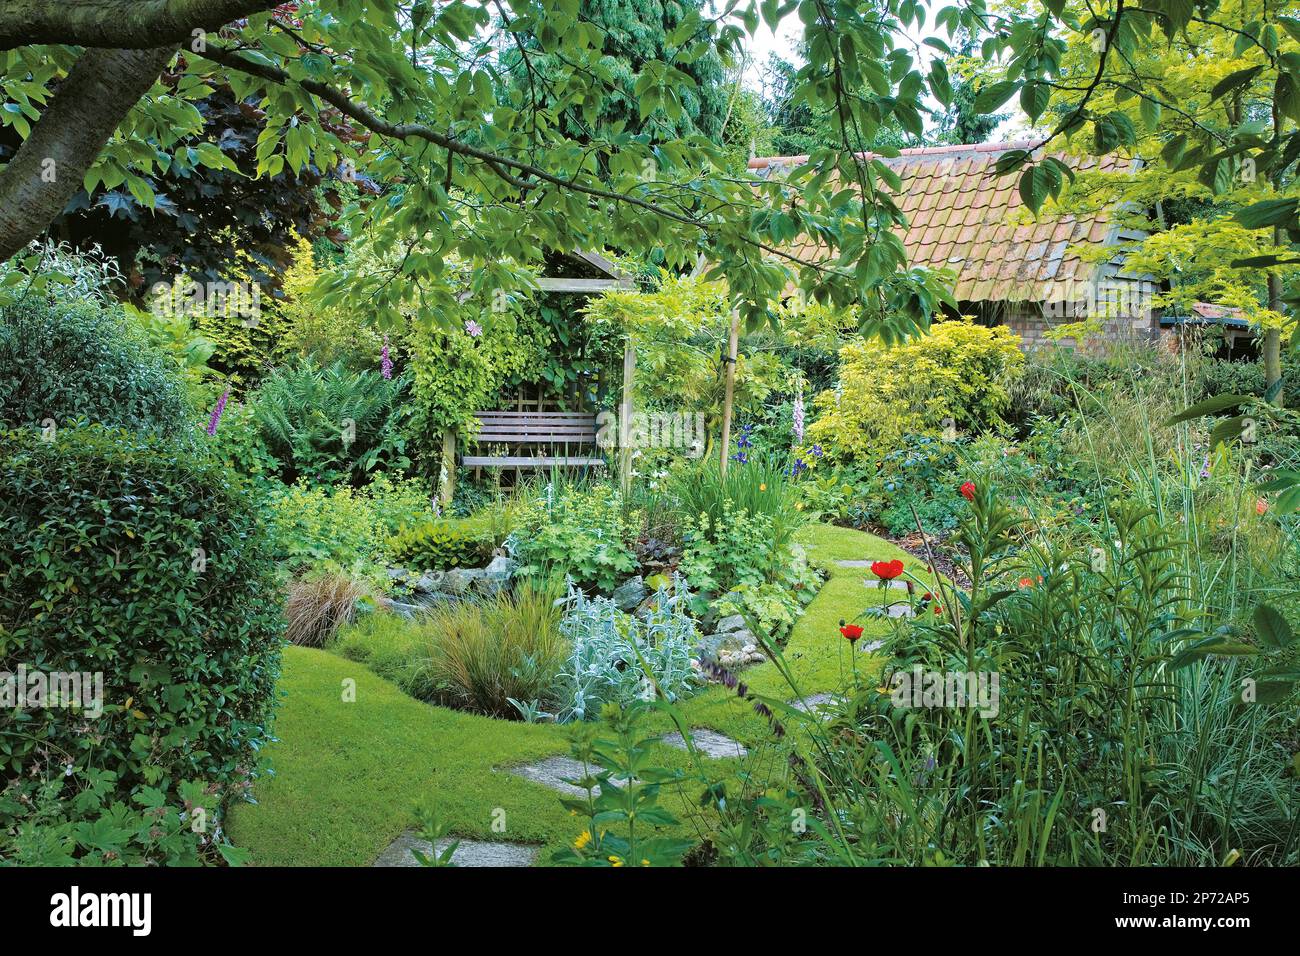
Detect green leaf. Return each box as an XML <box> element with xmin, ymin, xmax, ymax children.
<box><xmin>973</xmin><ymin>80</ymin><xmax>1020</xmax><ymax>114</ymax></box>
<box><xmin>1234</xmin><ymin>198</ymin><xmax>1299</xmax><ymax>230</ymax></box>
<box><xmin>1252</xmin><ymin>604</ymin><xmax>1294</xmax><ymax>649</ymax></box>
<box><xmin>1164</xmin><ymin>393</ymin><xmax>1252</xmax><ymax>425</ymax></box>
<box><xmin>1209</xmin><ymin>66</ymin><xmax>1264</xmax><ymax>102</ymax></box>
<box><xmin>1020</xmin><ymin>82</ymin><xmax>1050</xmax><ymax>122</ymax></box>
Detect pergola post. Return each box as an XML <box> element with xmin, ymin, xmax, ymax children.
<box><xmin>719</xmin><ymin>309</ymin><xmax>740</xmax><ymax>475</ymax></box>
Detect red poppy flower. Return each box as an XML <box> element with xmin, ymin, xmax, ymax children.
<box><xmin>934</xmin><ymin>605</ymin><xmax>943</xmax><ymax>615</ymax></box>
<box><xmin>870</xmin><ymin>559</ymin><xmax>905</xmax><ymax>580</ymax></box>
<box><xmin>839</xmin><ymin>623</ymin><xmax>864</xmax><ymax>643</ymax></box>
<box><xmin>921</xmin><ymin>591</ymin><xmax>934</xmax><ymax>602</ymax></box>
<box><xmin>959</xmin><ymin>481</ymin><xmax>976</xmax><ymax>501</ymax></box>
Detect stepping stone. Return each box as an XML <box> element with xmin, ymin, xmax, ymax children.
<box><xmin>507</xmin><ymin>756</ymin><xmax>630</xmax><ymax>797</ymax></box>
<box><xmin>789</xmin><ymin>692</ymin><xmax>841</xmax><ymax>714</ymax></box>
<box><xmin>885</xmin><ymin>603</ymin><xmax>915</xmax><ymax>619</ymax></box>
<box><xmin>862</xmin><ymin>578</ymin><xmax>911</xmax><ymax>591</ymax></box>
<box><xmin>373</xmin><ymin>831</ymin><xmax>538</xmax><ymax>867</ymax></box>
<box><xmin>660</xmin><ymin>728</ymin><xmax>748</xmax><ymax>759</ymax></box>
<box><xmin>860</xmin><ymin>639</ymin><xmax>885</xmax><ymax>653</ymax></box>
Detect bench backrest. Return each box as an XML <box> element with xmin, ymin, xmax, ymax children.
<box><xmin>472</xmin><ymin>410</ymin><xmax>598</xmax><ymax>445</ymax></box>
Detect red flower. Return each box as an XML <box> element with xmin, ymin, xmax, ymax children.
<box><xmin>870</xmin><ymin>559</ymin><xmax>905</xmax><ymax>580</ymax></box>
<box><xmin>839</xmin><ymin>620</ymin><xmax>864</xmax><ymax>643</ymax></box>
<box><xmin>959</xmin><ymin>481</ymin><xmax>976</xmax><ymax>501</ymax></box>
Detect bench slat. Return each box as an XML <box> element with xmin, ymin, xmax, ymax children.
<box><xmin>474</xmin><ymin>411</ymin><xmax>595</xmax><ymax>420</ymax></box>
<box><xmin>462</xmin><ymin>455</ymin><xmax>607</xmax><ymax>468</ymax></box>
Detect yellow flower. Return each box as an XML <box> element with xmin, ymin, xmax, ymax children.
<box><xmin>574</xmin><ymin>830</ymin><xmax>591</xmax><ymax>850</ymax></box>
<box><xmin>759</xmin><ymin>483</ymin><xmax>767</xmax><ymax>491</ymax></box>
<box><xmin>608</xmin><ymin>855</ymin><xmax>624</xmax><ymax>867</ymax></box>
<box><xmin>640</xmin><ymin>859</ymin><xmax>651</xmax><ymax>867</ymax></box>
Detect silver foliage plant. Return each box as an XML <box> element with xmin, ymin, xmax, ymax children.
<box><xmin>556</xmin><ymin>578</ymin><xmax>697</xmax><ymax>723</ymax></box>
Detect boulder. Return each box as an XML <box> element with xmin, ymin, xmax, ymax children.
<box><xmin>442</xmin><ymin>568</ymin><xmax>481</xmax><ymax>596</ymax></box>
<box><xmin>484</xmin><ymin>555</ymin><xmax>518</xmax><ymax>578</ymax></box>
<box><xmin>715</xmin><ymin>614</ymin><xmax>747</xmax><ymax>634</ymax></box>
<box><xmin>612</xmin><ymin>575</ymin><xmax>649</xmax><ymax>612</ymax></box>
<box><xmin>411</xmin><ymin>571</ymin><xmax>444</xmax><ymax>594</ymax></box>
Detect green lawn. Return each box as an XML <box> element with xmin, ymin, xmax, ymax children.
<box><xmin>226</xmin><ymin>522</ymin><xmax>936</xmax><ymax>865</ymax></box>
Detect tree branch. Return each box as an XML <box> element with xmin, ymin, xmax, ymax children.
<box><xmin>0</xmin><ymin>46</ymin><xmax>176</xmax><ymax>262</ymax></box>
<box><xmin>195</xmin><ymin>45</ymin><xmax>831</xmax><ymax>273</ymax></box>
<box><xmin>0</xmin><ymin>0</ymin><xmax>276</xmax><ymax>51</ymax></box>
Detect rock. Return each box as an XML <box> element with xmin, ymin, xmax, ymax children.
<box><xmin>385</xmin><ymin>600</ymin><xmax>426</xmax><ymax>620</ymax></box>
<box><xmin>411</xmin><ymin>571</ymin><xmax>444</xmax><ymax>594</ymax></box>
<box><xmin>715</xmin><ymin>614</ymin><xmax>747</xmax><ymax>634</ymax></box>
<box><xmin>484</xmin><ymin>555</ymin><xmax>518</xmax><ymax>577</ymax></box>
<box><xmin>387</xmin><ymin>567</ymin><xmax>410</xmax><ymax>583</ymax></box>
<box><xmin>612</xmin><ymin>575</ymin><xmax>649</xmax><ymax>612</ymax></box>
<box><xmin>720</xmin><ymin>628</ymin><xmax>756</xmax><ymax>650</ymax></box>
<box><xmin>441</xmin><ymin>568</ymin><xmax>481</xmax><ymax>595</ymax></box>
<box><xmin>474</xmin><ymin>556</ymin><xmax>517</xmax><ymax>597</ymax></box>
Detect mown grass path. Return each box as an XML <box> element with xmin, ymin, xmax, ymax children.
<box><xmin>226</xmin><ymin>523</ymin><xmax>936</xmax><ymax>865</ymax></box>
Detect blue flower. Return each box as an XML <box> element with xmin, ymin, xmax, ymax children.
<box><xmin>811</xmin><ymin>444</ymin><xmax>824</xmax><ymax>457</ymax></box>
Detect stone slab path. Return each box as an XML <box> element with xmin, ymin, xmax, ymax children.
<box><xmin>506</xmin><ymin>755</ymin><xmax>638</xmax><ymax>797</ymax></box>
<box><xmin>789</xmin><ymin>692</ymin><xmax>841</xmax><ymax>713</ymax></box>
<box><xmin>659</xmin><ymin>728</ymin><xmax>748</xmax><ymax>759</ymax></box>
<box><xmin>373</xmin><ymin>831</ymin><xmax>538</xmax><ymax>867</ymax></box>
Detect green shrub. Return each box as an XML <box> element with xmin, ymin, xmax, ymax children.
<box><xmin>808</xmin><ymin>317</ymin><xmax>1023</xmax><ymax>462</ymax></box>
<box><xmin>0</xmin><ymin>426</ymin><xmax>283</xmax><ymax>861</ymax></box>
<box><xmin>0</xmin><ymin>297</ymin><xmax>191</xmax><ymax>437</ymax></box>
<box><xmin>266</xmin><ymin>481</ymin><xmax>388</xmax><ymax>579</ymax></box>
<box><xmin>389</xmin><ymin>519</ymin><xmax>494</xmax><ymax>570</ymax></box>
<box><xmin>511</xmin><ymin>483</ymin><xmax>640</xmax><ymax>592</ymax></box>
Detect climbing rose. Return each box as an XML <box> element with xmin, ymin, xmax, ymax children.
<box><xmin>206</xmin><ymin>387</ymin><xmax>229</xmax><ymax>436</ymax></box>
<box><xmin>870</xmin><ymin>559</ymin><xmax>904</xmax><ymax>580</ymax></box>
<box><xmin>959</xmin><ymin>481</ymin><xmax>976</xmax><ymax>501</ymax></box>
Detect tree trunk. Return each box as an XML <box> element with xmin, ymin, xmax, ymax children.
<box><xmin>0</xmin><ymin>46</ymin><xmax>175</xmax><ymax>263</ymax></box>
<box><xmin>1266</xmin><ymin>230</ymin><xmax>1285</xmax><ymax>408</ymax></box>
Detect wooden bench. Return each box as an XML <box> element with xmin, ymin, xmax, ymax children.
<box><xmin>462</xmin><ymin>410</ymin><xmax>606</xmax><ymax>469</ymax></box>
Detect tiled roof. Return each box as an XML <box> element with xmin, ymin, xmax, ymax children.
<box><xmin>748</xmin><ymin>141</ymin><xmax>1137</xmax><ymax>303</ymax></box>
